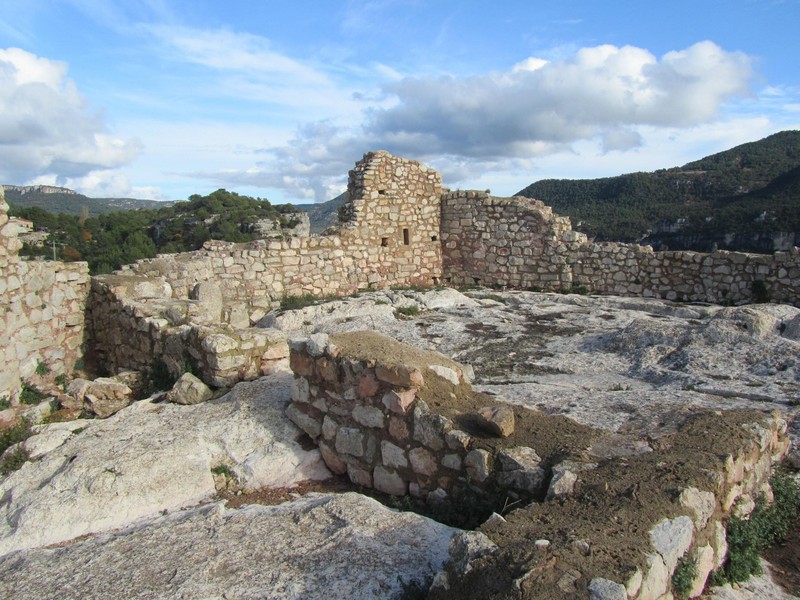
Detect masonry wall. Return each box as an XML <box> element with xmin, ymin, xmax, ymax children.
<box><xmin>288</xmin><ymin>330</ymin><xmax>791</xmax><ymax>600</ymax></box>
<box><xmin>90</xmin><ymin>151</ymin><xmax>443</xmax><ymax>379</ymax></box>
<box><xmin>441</xmin><ymin>191</ymin><xmax>800</xmax><ymax>305</ymax></box>
<box><xmin>0</xmin><ymin>191</ymin><xmax>89</xmax><ymax>401</ymax></box>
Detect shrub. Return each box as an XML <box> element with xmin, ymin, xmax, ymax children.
<box><xmin>35</xmin><ymin>360</ymin><xmax>51</xmax><ymax>376</ymax></box>
<box><xmin>712</xmin><ymin>468</ymin><xmax>800</xmax><ymax>584</ymax></box>
<box><xmin>0</xmin><ymin>418</ymin><xmax>33</xmax><ymax>474</ymax></box>
<box><xmin>211</xmin><ymin>465</ymin><xmax>234</xmax><ymax>478</ymax></box>
<box><xmin>54</xmin><ymin>373</ymin><xmax>68</xmax><ymax>392</ymax></box>
<box><xmin>395</xmin><ymin>305</ymin><xmax>420</xmax><ymax>318</ymax></box>
<box><xmin>19</xmin><ymin>382</ymin><xmax>47</xmax><ymax>405</ymax></box>
<box><xmin>0</xmin><ymin>396</ymin><xmax>9</xmax><ymax>410</ymax></box>
<box><xmin>672</xmin><ymin>556</ymin><xmax>697</xmax><ymax>599</ymax></box>
<box><xmin>141</xmin><ymin>358</ymin><xmax>178</xmax><ymax>397</ymax></box>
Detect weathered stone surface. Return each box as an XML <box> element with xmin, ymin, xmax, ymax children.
<box><xmin>689</xmin><ymin>544</ymin><xmax>715</xmax><ymax>598</ymax></box>
<box><xmin>0</xmin><ymin>373</ymin><xmax>329</xmax><ymax>556</ymax></box>
<box><xmin>409</xmin><ymin>447</ymin><xmax>438</xmax><ymax>476</ymax></box>
<box><xmin>381</xmin><ymin>440</ymin><xmax>408</xmax><ymax>469</ymax></box>
<box><xmin>679</xmin><ymin>486</ymin><xmax>716</xmax><ymax>530</ymax></box>
<box><xmin>476</xmin><ymin>404</ymin><xmax>515</xmax><ymax>437</ymax></box>
<box><xmin>650</xmin><ymin>515</ymin><xmax>694</xmax><ymax>573</ymax></box>
<box><xmin>286</xmin><ymin>403</ymin><xmax>322</xmax><ymax>439</ymax></box>
<box><xmin>0</xmin><ymin>494</ymin><xmax>457</xmax><ymax>600</ymax></box>
<box><xmin>588</xmin><ymin>577</ymin><xmax>627</xmax><ymax>600</ymax></box>
<box><xmin>375</xmin><ymin>364</ymin><xmax>425</xmax><ymax>388</ymax></box>
<box><xmin>373</xmin><ymin>466</ymin><xmax>407</xmax><ymax>496</ymax></box>
<box><xmin>497</xmin><ymin>446</ymin><xmax>541</xmax><ymax>471</ymax></box>
<box><xmin>382</xmin><ymin>388</ymin><xmax>417</xmax><ymax>414</ymax></box>
<box><xmin>336</xmin><ymin>427</ymin><xmax>365</xmax><ymax>456</ymax></box>
<box><xmin>81</xmin><ymin>377</ymin><xmax>134</xmax><ymax>418</ymax></box>
<box><xmin>307</xmin><ymin>333</ymin><xmax>329</xmax><ymax>357</ymax></box>
<box><xmin>429</xmin><ymin>364</ymin><xmax>460</xmax><ymax>385</ymax></box>
<box><xmin>496</xmin><ymin>467</ymin><xmax>546</xmax><ymax>493</ymax></box>
<box><xmin>166</xmin><ymin>372</ymin><xmax>213</xmax><ymax>405</ymax></box>
<box><xmin>464</xmin><ymin>449</ymin><xmax>491</xmax><ymax>482</ymax></box>
<box><xmin>352</xmin><ymin>405</ymin><xmax>385</xmax><ymax>428</ymax></box>
<box><xmin>546</xmin><ymin>468</ymin><xmax>578</xmax><ymax>500</ymax></box>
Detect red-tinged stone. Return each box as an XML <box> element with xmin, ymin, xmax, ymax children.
<box><xmin>382</xmin><ymin>388</ymin><xmax>417</xmax><ymax>414</ymax></box>
<box><xmin>375</xmin><ymin>364</ymin><xmax>425</xmax><ymax>388</ymax></box>
<box><xmin>358</xmin><ymin>373</ymin><xmax>380</xmax><ymax>398</ymax></box>
<box><xmin>289</xmin><ymin>352</ymin><xmax>314</xmax><ymax>378</ymax></box>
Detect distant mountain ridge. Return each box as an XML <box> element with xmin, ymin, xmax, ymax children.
<box><xmin>516</xmin><ymin>130</ymin><xmax>800</xmax><ymax>253</ymax></box>
<box><xmin>2</xmin><ymin>186</ymin><xmax>170</xmax><ymax>216</ymax></box>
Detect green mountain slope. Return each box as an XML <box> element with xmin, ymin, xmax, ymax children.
<box><xmin>516</xmin><ymin>130</ymin><xmax>800</xmax><ymax>252</ymax></box>
<box><xmin>304</xmin><ymin>192</ymin><xmax>346</xmax><ymax>233</ymax></box>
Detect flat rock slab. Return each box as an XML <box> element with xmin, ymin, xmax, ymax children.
<box><xmin>0</xmin><ymin>372</ymin><xmax>329</xmax><ymax>556</ymax></box>
<box><xmin>0</xmin><ymin>493</ymin><xmax>458</xmax><ymax>600</ymax></box>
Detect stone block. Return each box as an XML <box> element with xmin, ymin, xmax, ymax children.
<box><xmin>382</xmin><ymin>388</ymin><xmax>417</xmax><ymax>414</ymax></box>
<box><xmin>286</xmin><ymin>404</ymin><xmax>322</xmax><ymax>439</ymax></box>
<box><xmin>409</xmin><ymin>447</ymin><xmax>437</xmax><ymax>476</ymax></box>
<box><xmin>319</xmin><ymin>441</ymin><xmax>347</xmax><ymax>474</ymax></box>
<box><xmin>588</xmin><ymin>578</ymin><xmax>627</xmax><ymax>600</ymax></box>
<box><xmin>476</xmin><ymin>404</ymin><xmax>515</xmax><ymax>437</ymax></box>
<box><xmin>347</xmin><ymin>463</ymin><xmax>372</xmax><ymax>487</ymax></box>
<box><xmin>373</xmin><ymin>466</ymin><xmax>407</xmax><ymax>496</ymax></box>
<box><xmin>375</xmin><ymin>364</ymin><xmax>424</xmax><ymax>388</ymax></box>
<box><xmin>464</xmin><ymin>449</ymin><xmax>491</xmax><ymax>483</ymax></box>
<box><xmin>498</xmin><ymin>447</ymin><xmax>541</xmax><ymax>471</ymax></box>
<box><xmin>381</xmin><ymin>441</ymin><xmax>408</xmax><ymax>469</ymax></box>
<box><xmin>352</xmin><ymin>405</ymin><xmax>385</xmax><ymax>428</ymax></box>
<box><xmin>335</xmin><ymin>427</ymin><xmax>365</xmax><ymax>457</ymax></box>
<box><xmin>649</xmin><ymin>516</ymin><xmax>693</xmax><ymax>573</ymax></box>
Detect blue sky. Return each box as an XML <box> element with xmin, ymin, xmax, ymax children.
<box><xmin>0</xmin><ymin>0</ymin><xmax>798</xmax><ymax>204</ymax></box>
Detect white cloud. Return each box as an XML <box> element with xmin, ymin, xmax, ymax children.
<box><xmin>212</xmin><ymin>41</ymin><xmax>755</xmax><ymax>202</ymax></box>
<box><xmin>0</xmin><ymin>47</ymin><xmax>140</xmax><ymax>184</ymax></box>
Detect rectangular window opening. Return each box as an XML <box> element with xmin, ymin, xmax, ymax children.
<box><xmin>431</xmin><ymin>235</ymin><xmax>438</xmax><ymax>242</ymax></box>
<box><xmin>403</xmin><ymin>228</ymin><xmax>410</xmax><ymax>245</ymax></box>
<box><xmin>381</xmin><ymin>237</ymin><xmax>389</xmax><ymax>247</ymax></box>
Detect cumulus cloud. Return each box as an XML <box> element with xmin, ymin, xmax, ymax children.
<box><xmin>366</xmin><ymin>41</ymin><xmax>753</xmax><ymax>157</ymax></box>
<box><xmin>0</xmin><ymin>47</ymin><xmax>140</xmax><ymax>184</ymax></box>
<box><xmin>216</xmin><ymin>41</ymin><xmax>753</xmax><ymax>201</ymax></box>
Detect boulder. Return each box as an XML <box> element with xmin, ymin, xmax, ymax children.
<box><xmin>166</xmin><ymin>372</ymin><xmax>213</xmax><ymax>405</ymax></box>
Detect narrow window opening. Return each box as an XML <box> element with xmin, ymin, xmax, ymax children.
<box><xmin>473</xmin><ymin>277</ymin><xmax>481</xmax><ymax>285</ymax></box>
<box><xmin>431</xmin><ymin>235</ymin><xmax>438</xmax><ymax>242</ymax></box>
<box><xmin>432</xmin><ymin>277</ymin><xmax>440</xmax><ymax>285</ymax></box>
<box><xmin>381</xmin><ymin>237</ymin><xmax>389</xmax><ymax>247</ymax></box>
<box><xmin>403</xmin><ymin>228</ymin><xmax>410</xmax><ymax>245</ymax></box>
<box><xmin>445</xmin><ymin>276</ymin><xmax>452</xmax><ymax>283</ymax></box>
<box><xmin>378</xmin><ymin>189</ymin><xmax>386</xmax><ymax>195</ymax></box>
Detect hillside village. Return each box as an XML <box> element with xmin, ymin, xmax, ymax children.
<box><xmin>0</xmin><ymin>151</ymin><xmax>799</xmax><ymax>599</ymax></box>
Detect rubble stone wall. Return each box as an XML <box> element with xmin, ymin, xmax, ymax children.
<box><xmin>286</xmin><ymin>331</ymin><xmax>492</xmax><ymax>502</ymax></box>
<box><xmin>87</xmin><ymin>276</ymin><xmax>289</xmax><ymax>387</ymax></box>
<box><xmin>441</xmin><ymin>191</ymin><xmax>800</xmax><ymax>305</ymax></box>
<box><xmin>0</xmin><ymin>191</ymin><xmax>89</xmax><ymax>402</ymax></box>
<box><xmin>288</xmin><ymin>330</ymin><xmax>791</xmax><ymax>600</ymax></box>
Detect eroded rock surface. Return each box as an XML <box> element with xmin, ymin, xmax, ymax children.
<box><xmin>0</xmin><ymin>493</ymin><xmax>457</xmax><ymax>600</ymax></box>
<box><xmin>0</xmin><ymin>373</ymin><xmax>329</xmax><ymax>556</ymax></box>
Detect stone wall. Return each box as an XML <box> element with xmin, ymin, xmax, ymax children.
<box><xmin>441</xmin><ymin>190</ymin><xmax>800</xmax><ymax>305</ymax></box>
<box><xmin>89</xmin><ymin>151</ymin><xmax>444</xmax><ymax>380</ymax></box>
<box><xmin>0</xmin><ymin>191</ymin><xmax>89</xmax><ymax>402</ymax></box>
<box><xmin>117</xmin><ymin>151</ymin><xmax>443</xmax><ymax>317</ymax></box>
<box><xmin>287</xmin><ymin>330</ymin><xmax>791</xmax><ymax>600</ymax></box>
<box><xmin>87</xmin><ymin>276</ymin><xmax>289</xmax><ymax>387</ymax></box>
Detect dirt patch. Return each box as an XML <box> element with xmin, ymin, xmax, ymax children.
<box><xmin>434</xmin><ymin>410</ymin><xmax>776</xmax><ymax>600</ymax></box>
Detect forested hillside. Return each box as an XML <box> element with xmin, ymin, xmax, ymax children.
<box><xmin>517</xmin><ymin>130</ymin><xmax>800</xmax><ymax>252</ymax></box>
<box><xmin>9</xmin><ymin>189</ymin><xmax>298</xmax><ymax>274</ymax></box>
<box><xmin>3</xmin><ymin>186</ymin><xmax>169</xmax><ymax>215</ymax></box>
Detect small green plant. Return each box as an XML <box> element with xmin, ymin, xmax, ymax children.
<box><xmin>0</xmin><ymin>418</ymin><xmax>33</xmax><ymax>459</ymax></box>
<box><xmin>211</xmin><ymin>465</ymin><xmax>234</xmax><ymax>478</ymax></box>
<box><xmin>712</xmin><ymin>468</ymin><xmax>800</xmax><ymax>584</ymax></box>
<box><xmin>54</xmin><ymin>373</ymin><xmax>68</xmax><ymax>392</ymax></box>
<box><xmin>280</xmin><ymin>293</ymin><xmax>322</xmax><ymax>310</ymax></box>
<box><xmin>73</xmin><ymin>358</ymin><xmax>85</xmax><ymax>372</ymax></box>
<box><xmin>140</xmin><ymin>358</ymin><xmax>178</xmax><ymax>397</ymax></box>
<box><xmin>564</xmin><ymin>283</ymin><xmax>589</xmax><ymax>295</ymax></box>
<box><xmin>482</xmin><ymin>294</ymin><xmax>507</xmax><ymax>304</ymax></box>
<box><xmin>1</xmin><ymin>445</ymin><xmax>30</xmax><ymax>475</ymax></box>
<box><xmin>35</xmin><ymin>360</ymin><xmax>51</xmax><ymax>376</ymax></box>
<box><xmin>671</xmin><ymin>556</ymin><xmax>697</xmax><ymax>599</ymax></box>
<box><xmin>395</xmin><ymin>305</ymin><xmax>420</xmax><ymax>318</ymax></box>
<box><xmin>19</xmin><ymin>382</ymin><xmax>47</xmax><ymax>405</ymax></box>
<box><xmin>0</xmin><ymin>396</ymin><xmax>9</xmax><ymax>410</ymax></box>
<box><xmin>373</xmin><ymin>299</ymin><xmax>388</xmax><ymax>305</ymax></box>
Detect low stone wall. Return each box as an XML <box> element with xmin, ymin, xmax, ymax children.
<box><xmin>88</xmin><ymin>275</ymin><xmax>288</xmax><ymax>387</ymax></box>
<box><xmin>0</xmin><ymin>192</ymin><xmax>89</xmax><ymax>401</ymax></box>
<box><xmin>441</xmin><ymin>191</ymin><xmax>800</xmax><ymax>305</ymax></box>
<box><xmin>287</xmin><ymin>330</ymin><xmax>791</xmax><ymax>599</ymax></box>
<box><xmin>286</xmin><ymin>330</ymin><xmax>506</xmax><ymax>501</ymax></box>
